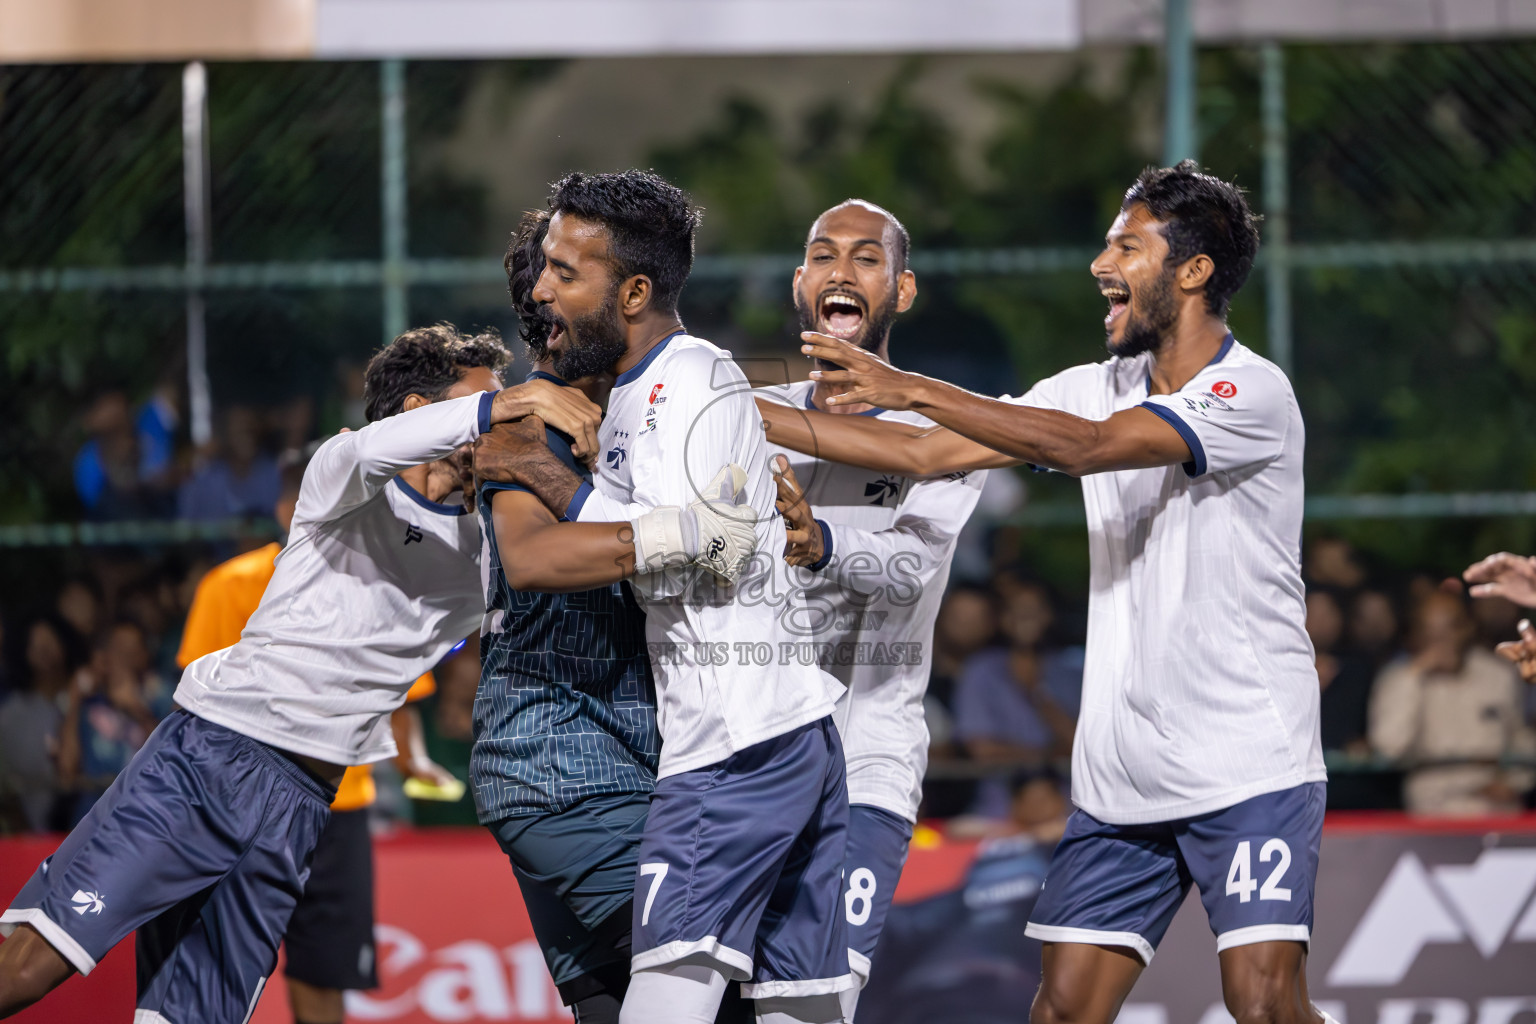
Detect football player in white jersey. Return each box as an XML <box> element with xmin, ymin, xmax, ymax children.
<box><xmin>0</xmin><ymin>324</ymin><xmax>753</xmax><ymax>1024</ymax></box>
<box><xmin>474</xmin><ymin>170</ymin><xmax>854</xmax><ymax>1024</ymax></box>
<box><xmin>755</xmin><ymin>199</ymin><xmax>985</xmax><ymax>1021</ymax></box>
<box><xmin>760</xmin><ymin>162</ymin><xmax>1334</xmax><ymax>1024</ymax></box>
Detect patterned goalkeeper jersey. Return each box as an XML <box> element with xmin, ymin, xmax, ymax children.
<box><xmin>469</xmin><ymin>373</ymin><xmax>659</xmax><ymax>821</ymax></box>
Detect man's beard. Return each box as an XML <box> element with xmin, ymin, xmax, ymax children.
<box><xmin>552</xmin><ymin>288</ymin><xmax>628</xmax><ymax>381</ymax></box>
<box><xmin>1108</xmin><ymin>268</ymin><xmax>1178</xmax><ymax>359</ymax></box>
<box><xmin>521</xmin><ymin>304</ymin><xmax>557</xmax><ymax>363</ymax></box>
<box><xmin>796</xmin><ymin>285</ymin><xmax>899</xmax><ymax>370</ymax></box>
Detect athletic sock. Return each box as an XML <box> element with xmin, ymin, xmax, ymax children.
<box><xmin>836</xmin><ymin>983</ymin><xmax>861</xmax><ymax>1022</ymax></box>
<box><xmin>755</xmin><ymin>994</ymin><xmax>847</xmax><ymax>1024</ymax></box>
<box><xmin>619</xmin><ymin>963</ymin><xmax>730</xmax><ymax>1024</ymax></box>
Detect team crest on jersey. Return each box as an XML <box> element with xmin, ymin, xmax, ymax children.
<box><xmin>607</xmin><ymin>429</ymin><xmax>631</xmax><ymax>467</ymax></box>
<box><xmin>864</xmin><ymin>475</ymin><xmax>901</xmax><ymax>506</ymax></box>
<box><xmin>1212</xmin><ymin>380</ymin><xmax>1237</xmax><ymax>399</ymax></box>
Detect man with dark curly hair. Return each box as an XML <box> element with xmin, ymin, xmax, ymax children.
<box><xmin>472</xmin><ymin>210</ymin><xmax>665</xmax><ymax>1024</ymax></box>
<box><xmin>0</xmin><ymin>324</ymin><xmax>607</xmax><ymax>1023</ymax></box>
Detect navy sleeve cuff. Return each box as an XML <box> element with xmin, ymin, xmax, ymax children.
<box><xmin>1139</xmin><ymin>401</ymin><xmax>1207</xmax><ymax>477</ymax></box>
<box><xmin>477</xmin><ymin>390</ymin><xmax>497</xmax><ymax>435</ymax></box>
<box><xmin>565</xmin><ymin>481</ymin><xmax>593</xmax><ymax>522</ymax></box>
<box><xmin>808</xmin><ymin>519</ymin><xmax>834</xmax><ymax>572</ymax></box>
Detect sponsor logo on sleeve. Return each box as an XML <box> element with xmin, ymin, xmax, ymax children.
<box><xmin>1183</xmin><ymin>392</ymin><xmax>1233</xmax><ymax>415</ymax></box>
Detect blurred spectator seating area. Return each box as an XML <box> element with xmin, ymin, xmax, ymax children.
<box><xmin>3</xmin><ymin>516</ymin><xmax>1534</xmax><ymax>836</ymax></box>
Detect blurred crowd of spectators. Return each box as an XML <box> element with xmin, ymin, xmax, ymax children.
<box><xmin>0</xmin><ymin>563</ymin><xmax>198</xmax><ymax>832</ymax></box>
<box><xmin>70</xmin><ymin>383</ymin><xmax>347</xmax><ymax>523</ymax></box>
<box><xmin>4</xmin><ymin>449</ymin><xmax>1534</xmax><ymax>834</ymax></box>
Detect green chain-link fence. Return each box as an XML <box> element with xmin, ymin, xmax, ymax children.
<box><xmin>3</xmin><ymin>45</ymin><xmax>1536</xmax><ymax>558</ymax></box>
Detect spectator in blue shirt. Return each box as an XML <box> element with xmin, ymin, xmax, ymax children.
<box><xmin>177</xmin><ymin>405</ymin><xmax>280</xmax><ymax>521</ymax></box>
<box><xmin>953</xmin><ymin>581</ymin><xmax>1081</xmax><ymax>818</ymax></box>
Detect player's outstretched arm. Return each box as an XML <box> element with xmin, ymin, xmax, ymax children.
<box><xmin>772</xmin><ymin>455</ymin><xmax>976</xmax><ymax>596</ymax></box>
<box><xmin>799</xmin><ymin>332</ymin><xmax>1193</xmax><ymax>476</ymax></box>
<box><xmin>491</xmin><ymin>488</ymin><xmax>640</xmax><ymax>592</ymax></box>
<box><xmin>757</xmin><ymin>396</ymin><xmax>1017</xmax><ymax>477</ymax></box>
<box><xmin>476</xmin><ymin>421</ymin><xmax>759</xmax><ymax>585</ymax></box>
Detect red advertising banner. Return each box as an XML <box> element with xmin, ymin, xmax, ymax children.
<box><xmin>0</xmin><ymin>835</ymin><xmax>135</xmax><ymax>1024</ymax></box>
<box><xmin>5</xmin><ymin>815</ymin><xmax>1535</xmax><ymax>1023</ymax></box>
<box><xmin>0</xmin><ymin>826</ymin><xmax>975</xmax><ymax>1024</ymax></box>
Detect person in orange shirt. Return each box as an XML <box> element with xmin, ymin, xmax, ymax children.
<box><xmin>177</xmin><ymin>447</ymin><xmax>457</xmax><ymax>1024</ymax></box>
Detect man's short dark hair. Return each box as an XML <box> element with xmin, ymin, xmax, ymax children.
<box><xmin>363</xmin><ymin>323</ymin><xmax>511</xmax><ymax>422</ymax></box>
<box><xmin>547</xmin><ymin>169</ymin><xmax>702</xmax><ymax>313</ymax></box>
<box><xmin>1122</xmin><ymin>160</ymin><xmax>1261</xmax><ymax>318</ymax></box>
<box><xmin>504</xmin><ymin>209</ymin><xmax>554</xmax><ymax>360</ymax></box>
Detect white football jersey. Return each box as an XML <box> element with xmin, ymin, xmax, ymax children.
<box><xmin>572</xmin><ymin>333</ymin><xmax>842</xmax><ymax>780</ymax></box>
<box><xmin>175</xmin><ymin>393</ymin><xmax>490</xmax><ymax>765</ymax></box>
<box><xmin>1007</xmin><ymin>335</ymin><xmax>1324</xmax><ymax>824</ymax></box>
<box><xmin>760</xmin><ymin>380</ymin><xmax>986</xmax><ymax>822</ymax></box>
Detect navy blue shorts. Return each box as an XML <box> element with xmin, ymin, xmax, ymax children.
<box><xmin>0</xmin><ymin>710</ymin><xmax>334</xmax><ymax>1024</ymax></box>
<box><xmin>1025</xmin><ymin>782</ymin><xmax>1325</xmax><ymax>964</ymax></box>
<box><xmin>842</xmin><ymin>805</ymin><xmax>913</xmax><ymax>984</ymax></box>
<box><xmin>490</xmin><ymin>791</ymin><xmax>651</xmax><ymax>991</ymax></box>
<box><xmin>631</xmin><ymin>718</ymin><xmax>853</xmax><ymax>999</ymax></box>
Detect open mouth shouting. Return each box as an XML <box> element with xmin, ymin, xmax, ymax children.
<box><xmin>1100</xmin><ymin>282</ymin><xmax>1130</xmax><ymax>331</ymax></box>
<box><xmin>818</xmin><ymin>291</ymin><xmax>866</xmax><ymax>342</ymax></box>
<box><xmin>545</xmin><ymin>314</ymin><xmax>568</xmax><ymax>351</ymax></box>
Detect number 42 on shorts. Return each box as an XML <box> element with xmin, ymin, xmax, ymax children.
<box><xmin>1225</xmin><ymin>839</ymin><xmax>1292</xmax><ymax>903</ymax></box>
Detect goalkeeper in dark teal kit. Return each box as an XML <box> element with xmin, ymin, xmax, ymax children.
<box><xmin>471</xmin><ymin>212</ymin><xmax>750</xmax><ymax>1024</ymax></box>
<box><xmin>469</xmin><ymin>210</ymin><xmax>657</xmax><ymax>1024</ymax></box>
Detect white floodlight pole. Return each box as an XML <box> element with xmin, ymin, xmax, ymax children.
<box><xmin>183</xmin><ymin>61</ymin><xmax>213</xmax><ymax>447</ymax></box>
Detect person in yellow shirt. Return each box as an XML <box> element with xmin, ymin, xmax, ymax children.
<box><xmin>177</xmin><ymin>447</ymin><xmax>457</xmax><ymax>1024</ymax></box>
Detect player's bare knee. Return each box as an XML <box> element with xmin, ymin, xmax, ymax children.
<box><xmin>1226</xmin><ymin>993</ymin><xmax>1295</xmax><ymax>1024</ymax></box>
<box><xmin>1029</xmin><ymin>978</ymin><xmax>1092</xmax><ymax>1024</ymax></box>
<box><xmin>1221</xmin><ymin>963</ymin><xmax>1302</xmax><ymax>1024</ymax></box>
<box><xmin>1029</xmin><ymin>987</ymin><xmax>1062</xmax><ymax>1024</ymax></box>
